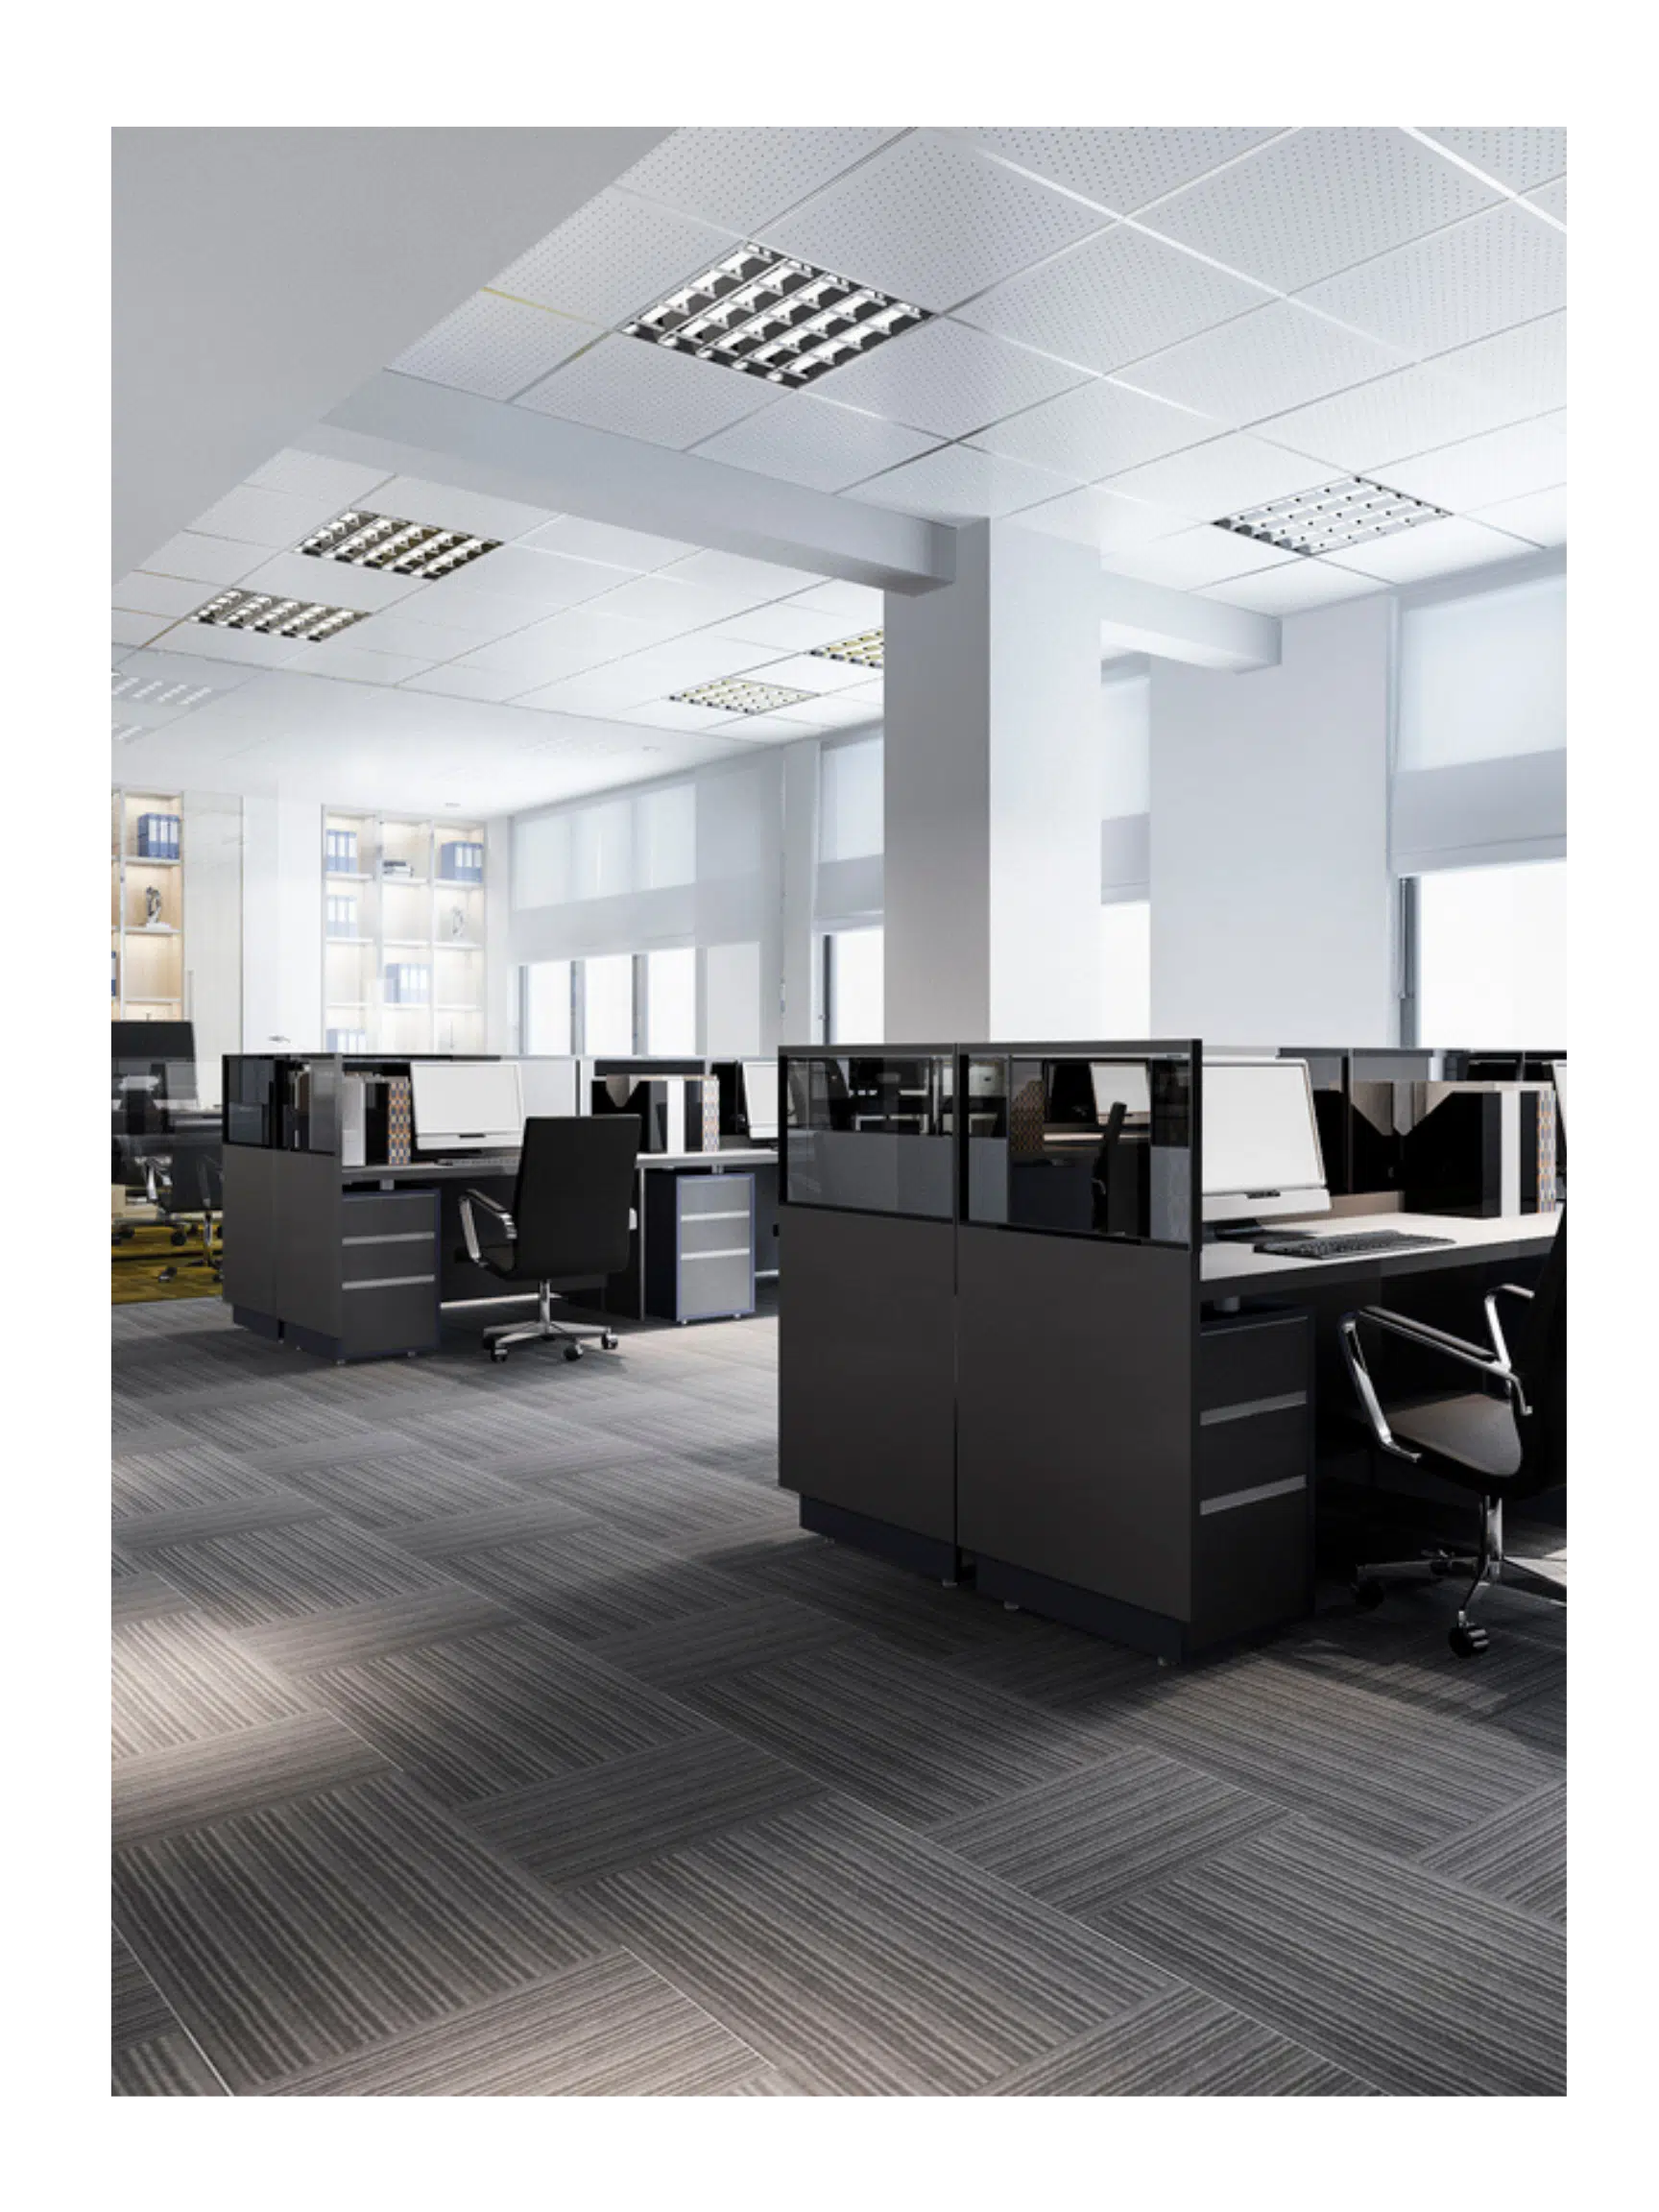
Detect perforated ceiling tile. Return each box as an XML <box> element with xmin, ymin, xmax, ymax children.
<box><xmin>389</xmin><ymin>290</ymin><xmax>599</xmax><ymax>400</ymax></box>
<box><xmin>1118</xmin><ymin>301</ymin><xmax>1407</xmax><ymax>429</ymax></box>
<box><xmin>615</xmin><ymin>130</ymin><xmax>902</xmax><ymax>233</ymax></box>
<box><xmin>111</xmin><ymin>610</ymin><xmax>173</xmax><ymax>648</ymax></box>
<box><xmin>1473</xmin><ymin>483</ymin><xmax>1567</xmax><ymax>547</ymax></box>
<box><xmin>516</xmin><ymin>335</ymin><xmax>770</xmax><ymax>450</ymax></box>
<box><xmin>1259</xmin><ymin>360</ymin><xmax>1545</xmax><ymax>473</ymax></box>
<box><xmin>1141</xmin><ymin>129</ymin><xmax>1500</xmax><ymax>294</ymax></box>
<box><xmin>1198</xmin><ymin>560</ymin><xmax>1385</xmax><ymax>614</ymax></box>
<box><xmin>1420</xmin><ymin>129</ymin><xmax>1567</xmax><ymax>195</ymax></box>
<box><xmin>294</xmin><ymin>644</ymin><xmax>436</xmax><ymax>687</ymax></box>
<box><xmin>139</xmin><ymin>530</ymin><xmax>269</xmax><ymax>587</ymax></box>
<box><xmin>690</xmin><ymin>393</ymin><xmax>942</xmax><ymax>492</ymax></box>
<box><xmin>959</xmin><ymin>224</ymin><xmax>1271</xmax><ymax>376</ymax></box>
<box><xmin>366</xmin><ymin>475</ymin><xmax>555</xmax><ymax>544</ymax></box>
<box><xmin>344</xmin><ymin>612</ymin><xmax>477</xmax><ymax>662</ymax></box>
<box><xmin>113</xmin><ymin>572</ymin><xmax>210</xmax><ymax>620</ymax></box>
<box><xmin>245</xmin><ymin>448</ymin><xmax>392</xmax><ymax>510</ymax></box>
<box><xmin>1526</xmin><ymin>178</ymin><xmax>1567</xmax><ymax>225</ymax></box>
<box><xmin>1298</xmin><ymin>203</ymin><xmax>1567</xmax><ymax>359</ymax></box>
<box><xmin>1382</xmin><ymin>412</ymin><xmax>1567</xmax><ymax>513</ymax></box>
<box><xmin>763</xmin><ymin>132</ymin><xmax>1112</xmax><ymax>315</ymax></box>
<box><xmin>1105</xmin><ymin>526</ymin><xmax>1296</xmax><ymax>591</ymax></box>
<box><xmin>398</xmin><ymin>664</ymin><xmax>534</xmax><ymax>703</ymax></box>
<box><xmin>1324</xmin><ymin>513</ymin><xmax>1535</xmax><ymax>583</ymax></box>
<box><xmin>1430</xmin><ymin>311</ymin><xmax>1566</xmax><ymax>413</ymax></box>
<box><xmin>962</xmin><ymin>128</ymin><xmax>1286</xmax><ymax>215</ymax></box>
<box><xmin>846</xmin><ymin>443</ymin><xmax>1074</xmax><ymax>523</ymax></box>
<box><xmin>1103</xmin><ymin>431</ymin><xmax>1330</xmax><ymax>519</ymax></box>
<box><xmin>808</xmin><ymin>315</ymin><xmax>1088</xmax><ymax>441</ymax></box>
<box><xmin>1017</xmin><ymin>481</ymin><xmax>1192</xmax><ymax>553</ymax></box>
<box><xmin>452</xmin><ymin>544</ymin><xmax>621</xmax><ymax>610</ymax></box>
<box><xmin>488</xmin><ymin>190</ymin><xmax>741</xmax><ymax>326</ymax></box>
<box><xmin>188</xmin><ymin>482</ymin><xmax>343</xmax><ymax>550</ymax></box>
<box><xmin>967</xmin><ymin>373</ymin><xmax>1214</xmax><ymax>479</ymax></box>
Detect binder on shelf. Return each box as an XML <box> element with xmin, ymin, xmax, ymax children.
<box><xmin>381</xmin><ymin>856</ymin><xmax>416</xmax><ymax>879</ymax></box>
<box><xmin>439</xmin><ymin>839</ymin><xmax>484</xmax><ymax>883</ymax></box>
<box><xmin>136</xmin><ymin>811</ymin><xmax>180</xmax><ymax>860</ymax></box>
<box><xmin>325</xmin><ymin>828</ymin><xmax>359</xmax><ymax>874</ymax></box>
<box><xmin>326</xmin><ymin>1026</ymin><xmax>369</xmax><ymax>1054</ymax></box>
<box><xmin>384</xmin><ymin>962</ymin><xmax>431</xmax><ymax>1006</ymax></box>
<box><xmin>325</xmin><ymin>894</ymin><xmax>358</xmax><ymax>939</ymax></box>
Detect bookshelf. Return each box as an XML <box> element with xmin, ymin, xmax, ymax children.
<box><xmin>323</xmin><ymin>809</ymin><xmax>487</xmax><ymax>1054</ymax></box>
<box><xmin>112</xmin><ymin>787</ymin><xmax>185</xmax><ymax>1023</ymax></box>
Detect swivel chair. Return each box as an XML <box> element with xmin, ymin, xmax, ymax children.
<box><xmin>143</xmin><ymin>1133</ymin><xmax>224</xmax><ymax>1285</ymax></box>
<box><xmin>1339</xmin><ymin>1212</ymin><xmax>1565</xmax><ymax>1656</ymax></box>
<box><xmin>459</xmin><ymin>1116</ymin><xmax>639</xmax><ymax>1365</ymax></box>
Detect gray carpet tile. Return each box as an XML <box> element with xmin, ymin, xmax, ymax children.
<box><xmin>941</xmin><ymin>1617</ymin><xmax>1170</xmax><ymax>1712</ymax></box>
<box><xmin>111</xmin><ymin>1565</ymin><xmax>197</xmax><ymax>1625</ymax></box>
<box><xmin>589</xmin><ymin>1592</ymin><xmax>857</xmax><ymax>1693</ymax></box>
<box><xmin>112</xmin><ymin>1489</ymin><xmax>333</xmax><ymax>1552</ymax></box>
<box><xmin>113</xmin><ymin>1925</ymin><xmax>178</xmax><ymax>2047</ymax></box>
<box><xmin>239</xmin><ymin>1587</ymin><xmax>517</xmax><ymax>1675</ymax></box>
<box><xmin>930</xmin><ymin>1743</ymin><xmax>1287</xmax><ymax>1918</ymax></box>
<box><xmin>139</xmin><ymin>1515</ymin><xmax>459</xmax><ymax>1631</ymax></box>
<box><xmin>685</xmin><ymin>1637</ymin><xmax>1115</xmax><ymax>1828</ymax></box>
<box><xmin>569</xmin><ymin>1792</ymin><xmax>1174</xmax><ymax>2096</ymax></box>
<box><xmin>113</xmin><ymin>1710</ymin><xmax>393</xmax><ymax>1844</ymax></box>
<box><xmin>112</xmin><ymin>2031</ymin><xmax>228</xmax><ymax>2096</ymax></box>
<box><xmin>1099</xmin><ymin>1816</ymin><xmax>1565</xmax><ymax>2096</ymax></box>
<box><xmin>542</xmin><ymin>1457</ymin><xmax>801</xmax><ymax>1552</ymax></box>
<box><xmin>113</xmin><ymin>1612</ymin><xmax>311</xmax><ymax>1759</ymax></box>
<box><xmin>388</xmin><ymin>1496</ymin><xmax>601</xmax><ymax>1560</ymax></box>
<box><xmin>262</xmin><ymin>1953</ymin><xmax>762</xmax><ymax>2097</ymax></box>
<box><xmin>1503</xmin><ymin>1683</ymin><xmax>1566</xmax><ymax>1758</ymax></box>
<box><xmin>166</xmin><ymin>1387</ymin><xmax>387</xmax><ymax>1456</ymax></box>
<box><xmin>445</xmin><ymin>1523</ymin><xmax>754</xmax><ymax>1644</ymax></box>
<box><xmin>112</xmin><ymin>1775</ymin><xmax>607</xmax><ymax>2094</ymax></box>
<box><xmin>113</xmin><ymin>1440</ymin><xmax>292</xmax><ymax>1521</ymax></box>
<box><xmin>465</xmin><ymin>1730</ymin><xmax>825</xmax><ymax>1889</ymax></box>
<box><xmin>1418</xmin><ymin>1784</ymin><xmax>1566</xmax><ymax>1925</ymax></box>
<box><xmin>1097</xmin><ymin>1650</ymin><xmax>1560</xmax><ymax>1857</ymax></box>
<box><xmin>1275</xmin><ymin>1609</ymin><xmax>1567</xmax><ymax>1732</ymax></box>
<box><xmin>704</xmin><ymin>1530</ymin><xmax>1017</xmax><ymax>1661</ymax></box>
<box><xmin>274</xmin><ymin>1446</ymin><xmax>538</xmax><ymax>1531</ymax></box>
<box><xmin>989</xmin><ymin>1982</ymin><xmax>1377</xmax><ymax>2095</ymax></box>
<box><xmin>302</xmin><ymin>1623</ymin><xmax>709</xmax><ymax>1807</ymax></box>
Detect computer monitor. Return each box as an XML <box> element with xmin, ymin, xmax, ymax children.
<box><xmin>409</xmin><ymin>1060</ymin><xmax>524</xmax><ymax>1152</ymax></box>
<box><xmin>740</xmin><ymin>1058</ymin><xmax>780</xmax><ymax>1142</ymax></box>
<box><xmin>1202</xmin><ymin>1058</ymin><xmax>1329</xmax><ymax>1225</ymax></box>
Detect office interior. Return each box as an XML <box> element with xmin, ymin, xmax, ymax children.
<box><xmin>109</xmin><ymin>125</ymin><xmax>1568</xmax><ymax>2104</ymax></box>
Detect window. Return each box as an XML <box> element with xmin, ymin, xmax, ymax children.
<box><xmin>819</xmin><ymin>736</ymin><xmax>883</xmax><ymax>861</ymax></box>
<box><xmin>522</xmin><ymin>960</ymin><xmax>572</xmax><ymax>1054</ymax></box>
<box><xmin>1099</xmin><ymin>901</ymin><xmax>1151</xmax><ymax>1037</ymax></box>
<box><xmin>1412</xmin><ymin>860</ymin><xmax>1567</xmax><ymax>1045</ymax></box>
<box><xmin>582</xmin><ymin>952</ymin><xmax>636</xmax><ymax>1055</ymax></box>
<box><xmin>644</xmin><ymin>947</ymin><xmax>697</xmax><ymax>1056</ymax></box>
<box><xmin>824</xmin><ymin>926</ymin><xmax>884</xmax><ymax>1044</ymax></box>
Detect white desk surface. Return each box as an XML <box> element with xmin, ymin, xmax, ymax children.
<box><xmin>1201</xmin><ymin>1208</ymin><xmax>1560</xmax><ymax>1289</ymax></box>
<box><xmin>640</xmin><ymin>1147</ymin><xmax>777</xmax><ymax>1171</ymax></box>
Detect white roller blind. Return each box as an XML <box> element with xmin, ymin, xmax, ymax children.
<box><xmin>820</xmin><ymin>735</ymin><xmax>883</xmax><ymax>861</ymax></box>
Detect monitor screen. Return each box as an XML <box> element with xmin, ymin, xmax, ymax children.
<box><xmin>410</xmin><ymin>1061</ymin><xmax>524</xmax><ymax>1151</ymax></box>
<box><xmin>741</xmin><ymin>1059</ymin><xmax>780</xmax><ymax>1142</ymax></box>
<box><xmin>1202</xmin><ymin>1059</ymin><xmax>1328</xmax><ymax>1223</ymax></box>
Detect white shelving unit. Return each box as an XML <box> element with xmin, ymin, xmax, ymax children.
<box><xmin>112</xmin><ymin>787</ymin><xmax>185</xmax><ymax>1024</ymax></box>
<box><xmin>322</xmin><ymin>809</ymin><xmax>487</xmax><ymax>1054</ymax></box>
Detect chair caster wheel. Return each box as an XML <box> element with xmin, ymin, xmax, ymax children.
<box><xmin>1449</xmin><ymin>1622</ymin><xmax>1490</xmax><ymax>1658</ymax></box>
<box><xmin>601</xmin><ymin>1332</ymin><xmax>618</xmax><ymax>1351</ymax></box>
<box><xmin>1353</xmin><ymin>1577</ymin><xmax>1386</xmax><ymax>1610</ymax></box>
<box><xmin>171</xmin><ymin>1231</ymin><xmax>188</xmax><ymax>1247</ymax></box>
<box><xmin>490</xmin><ymin>1347</ymin><xmax>508</xmax><ymax>1363</ymax></box>
<box><xmin>564</xmin><ymin>1344</ymin><xmax>584</xmax><ymax>1361</ymax></box>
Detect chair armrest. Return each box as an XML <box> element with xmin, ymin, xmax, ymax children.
<box><xmin>459</xmin><ymin>1189</ymin><xmax>515</xmax><ymax>1266</ymax></box>
<box><xmin>1339</xmin><ymin>1306</ymin><xmax>1526</xmax><ymax>1462</ymax></box>
<box><xmin>1483</xmin><ymin>1283</ymin><xmax>1534</xmax><ymax>1371</ymax></box>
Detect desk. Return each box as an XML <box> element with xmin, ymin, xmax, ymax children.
<box><xmin>1202</xmin><ymin>1210</ymin><xmax>1558</xmax><ymax>1298</ymax></box>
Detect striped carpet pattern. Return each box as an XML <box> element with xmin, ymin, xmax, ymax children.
<box><xmin>111</xmin><ymin>1293</ymin><xmax>1566</xmax><ymax>2097</ymax></box>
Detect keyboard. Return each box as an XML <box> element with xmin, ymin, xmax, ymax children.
<box><xmin>1251</xmin><ymin>1229</ymin><xmax>1456</xmax><ymax>1261</ymax></box>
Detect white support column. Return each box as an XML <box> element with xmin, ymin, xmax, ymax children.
<box><xmin>883</xmin><ymin>519</ymin><xmax>1105</xmax><ymax>1041</ymax></box>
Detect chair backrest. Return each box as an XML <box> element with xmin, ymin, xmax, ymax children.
<box><xmin>1513</xmin><ymin>1210</ymin><xmax>1566</xmax><ymax>1495</ymax></box>
<box><xmin>511</xmin><ymin>1116</ymin><xmax>640</xmax><ymax>1281</ymax></box>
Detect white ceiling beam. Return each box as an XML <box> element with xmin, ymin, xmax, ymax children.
<box><xmin>114</xmin><ymin>128</ymin><xmax>669</xmax><ymax>579</ymax></box>
<box><xmin>314</xmin><ymin>373</ymin><xmax>955</xmax><ymax>595</ymax></box>
<box><xmin>1100</xmin><ymin>571</ymin><xmax>1281</xmax><ymax>671</ymax></box>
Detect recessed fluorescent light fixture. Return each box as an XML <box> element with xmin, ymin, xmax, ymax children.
<box><xmin>670</xmin><ymin>675</ymin><xmax>817</xmax><ymax>715</ymax></box>
<box><xmin>623</xmin><ymin>245</ymin><xmax>928</xmax><ymax>389</ymax></box>
<box><xmin>810</xmin><ymin>628</ymin><xmax>884</xmax><ymax>670</ymax></box>
<box><xmin>111</xmin><ymin>673</ymin><xmax>215</xmax><ymax>708</ymax></box>
<box><xmin>187</xmin><ymin>589</ymin><xmax>370</xmax><ymax>642</ymax></box>
<box><xmin>298</xmin><ymin>510</ymin><xmax>500</xmax><ymax>579</ymax></box>
<box><xmin>1214</xmin><ymin>476</ymin><xmax>1450</xmax><ymax>558</ymax></box>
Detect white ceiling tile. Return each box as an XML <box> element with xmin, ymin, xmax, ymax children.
<box><xmin>1103</xmin><ymin>433</ymin><xmax>1330</xmax><ymax>520</ymax></box>
<box><xmin>113</xmin><ymin>572</ymin><xmax>210</xmax><ymax>619</ymax></box>
<box><xmin>188</xmin><ymin>482</ymin><xmax>341</xmax><ymax>550</ymax></box>
<box><xmin>467</xmin><ymin>605</ymin><xmax>673</xmax><ymax>675</ymax></box>
<box><xmin>388</xmin><ymin>581</ymin><xmax>541</xmax><ymax>639</ymax></box>
<box><xmin>1016</xmin><ymin>481</ymin><xmax>1192</xmax><ymax>553</ymax></box>
<box><xmin>448</xmin><ymin>618</ymin><xmax>635</xmax><ymax>684</ymax></box>
<box><xmin>112</xmin><ymin>611</ymin><xmax>174</xmax><ymax>646</ymax></box>
<box><xmin>967</xmin><ymin>374</ymin><xmax>1215</xmax><ymax>477</ymax></box>
<box><xmin>763</xmin><ymin>130</ymin><xmax>1112</xmax><ymax>314</ymax></box>
<box><xmin>847</xmin><ymin>445</ymin><xmax>1074</xmax><ymax>522</ymax></box>
<box><xmin>659</xmin><ymin>547</ymin><xmax>829</xmax><ymax>598</ymax></box>
<box><xmin>236</xmin><ymin>549</ymin><xmax>427</xmax><ymax>613</ymax></box>
<box><xmin>398</xmin><ymin>665</ymin><xmax>533</xmax><ymax>704</ymax></box>
<box><xmin>345</xmin><ymin>613</ymin><xmax>475</xmax><ymax>661</ymax></box>
<box><xmin>608</xmin><ymin>635</ymin><xmax>762</xmax><ymax>692</ymax></box>
<box><xmin>1429</xmin><ymin>311</ymin><xmax>1566</xmax><ymax>413</ymax></box>
<box><xmin>615</xmin><ymin>130</ymin><xmax>902</xmax><ymax>233</ymax></box>
<box><xmin>786</xmin><ymin>581</ymin><xmax>885</xmax><ymax>622</ymax></box>
<box><xmin>389</xmin><ymin>290</ymin><xmax>598</xmax><ymax>400</ymax></box>
<box><xmin>1325</xmin><ymin>514</ymin><xmax>1539</xmax><ymax>583</ymax></box>
<box><xmin>488</xmin><ymin>189</ymin><xmax>739</xmax><ymax>325</ymax></box>
<box><xmin>781</xmin><ymin>694</ymin><xmax>884</xmax><ymax>732</ymax></box>
<box><xmin>1471</xmin><ymin>483</ymin><xmax>1566</xmax><ymax>547</ymax></box>
<box><xmin>1197</xmin><ymin>560</ymin><xmax>1386</xmax><ymax>614</ymax></box>
<box><xmin>513</xmin><ymin>671</ymin><xmax>661</xmax><ymax>716</ymax></box>
<box><xmin>451</xmin><ymin>544</ymin><xmax>623</xmax><ymax>610</ymax></box>
<box><xmin>517</xmin><ymin>517</ymin><xmax>695</xmax><ymax>571</ymax></box>
<box><xmin>1118</xmin><ymin>302</ymin><xmax>1407</xmax><ymax>426</ymax></box>
<box><xmin>112</xmin><ymin>647</ymin><xmax>257</xmax><ymax>705</ymax></box>
<box><xmin>838</xmin><ymin>679</ymin><xmax>885</xmax><ymax>703</ymax></box>
<box><xmin>244</xmin><ymin>448</ymin><xmax>393</xmax><ymax>508</ymax></box>
<box><xmin>295</xmin><ymin>645</ymin><xmax>436</xmax><ymax>686</ymax></box>
<box><xmin>1142</xmin><ymin>129</ymin><xmax>1499</xmax><ymax>292</ymax></box>
<box><xmin>960</xmin><ymin>128</ymin><xmax>1286</xmax><ymax>216</ymax></box>
<box><xmin>517</xmin><ymin>335</ymin><xmax>770</xmax><ymax>450</ymax></box>
<box><xmin>613</xmin><ymin>700</ymin><xmax>740</xmax><ymax>733</ymax></box>
<box><xmin>1525</xmin><ymin>178</ymin><xmax>1567</xmax><ymax>225</ymax></box>
<box><xmin>690</xmin><ymin>395</ymin><xmax>942</xmax><ymax>493</ymax></box>
<box><xmin>1420</xmin><ymin>129</ymin><xmax>1567</xmax><ymax>195</ymax></box>
<box><xmin>589</xmin><ymin>572</ymin><xmax>764</xmax><ymax>629</ymax></box>
<box><xmin>137</xmin><ymin>530</ymin><xmax>270</xmax><ymax>587</ymax></box>
<box><xmin>1298</xmin><ymin>203</ymin><xmax>1566</xmax><ymax>358</ymax></box>
<box><xmin>703</xmin><ymin>604</ymin><xmax>862</xmax><ymax>653</ymax></box>
<box><xmin>960</xmin><ymin>224</ymin><xmax>1271</xmax><ymax>375</ymax></box>
<box><xmin>156</xmin><ymin>625</ymin><xmax>312</xmax><ymax>669</ymax></box>
<box><xmin>1384</xmin><ymin>412</ymin><xmax>1566</xmax><ymax>512</ymax></box>
<box><xmin>1258</xmin><ymin>361</ymin><xmax>1545</xmax><ymax>473</ymax></box>
<box><xmin>1103</xmin><ymin>527</ymin><xmax>1296</xmax><ymax>590</ymax></box>
<box><xmin>808</xmin><ymin>317</ymin><xmax>1087</xmax><ymax>441</ymax></box>
<box><xmin>700</xmin><ymin>711</ymin><xmax>822</xmax><ymax>742</ymax></box>
<box><xmin>733</xmin><ymin>652</ymin><xmax>873</xmax><ymax>695</ymax></box>
<box><xmin>360</xmin><ymin>475</ymin><xmax>557</xmax><ymax>544</ymax></box>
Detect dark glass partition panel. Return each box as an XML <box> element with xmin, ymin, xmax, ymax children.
<box><xmin>962</xmin><ymin>1045</ymin><xmax>1196</xmax><ymax>1246</ymax></box>
<box><xmin>222</xmin><ymin>1055</ymin><xmax>346</xmax><ymax>1155</ymax></box>
<box><xmin>781</xmin><ymin>1049</ymin><xmax>954</xmax><ymax>1218</ymax></box>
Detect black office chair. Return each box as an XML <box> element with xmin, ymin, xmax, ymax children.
<box><xmin>458</xmin><ymin>1116</ymin><xmax>639</xmax><ymax>1365</ymax></box>
<box><xmin>142</xmin><ymin>1134</ymin><xmax>225</xmax><ymax>1285</ymax></box>
<box><xmin>1339</xmin><ymin>1212</ymin><xmax>1566</xmax><ymax>1656</ymax></box>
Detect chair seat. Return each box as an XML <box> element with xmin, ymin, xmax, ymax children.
<box><xmin>1389</xmin><ymin>1390</ymin><xmax>1523</xmax><ymax>1481</ymax></box>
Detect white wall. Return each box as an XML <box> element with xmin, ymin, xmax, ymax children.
<box><xmin>1149</xmin><ymin>594</ymin><xmax>1396</xmax><ymax>1046</ymax></box>
<box><xmin>241</xmin><ymin>795</ymin><xmax>324</xmax><ymax>1050</ymax></box>
<box><xmin>181</xmin><ymin>791</ymin><xmax>243</xmax><ymax>1103</ymax></box>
